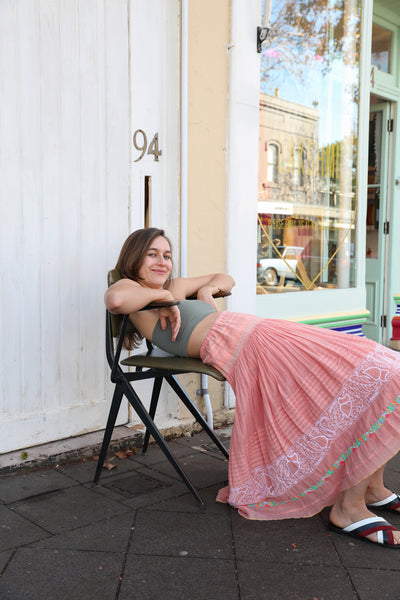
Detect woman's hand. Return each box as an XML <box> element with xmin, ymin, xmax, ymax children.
<box><xmin>196</xmin><ymin>285</ymin><xmax>219</xmax><ymax>309</ymax></box>
<box><xmin>170</xmin><ymin>273</ymin><xmax>235</xmax><ymax>303</ymax></box>
<box><xmin>158</xmin><ymin>304</ymin><xmax>181</xmax><ymax>341</ymax></box>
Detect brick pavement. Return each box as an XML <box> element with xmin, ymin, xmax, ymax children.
<box><xmin>1</xmin><ymin>429</ymin><xmax>400</xmax><ymax>599</ymax></box>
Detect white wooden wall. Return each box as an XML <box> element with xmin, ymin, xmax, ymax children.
<box><xmin>0</xmin><ymin>0</ymin><xmax>180</xmax><ymax>453</ymax></box>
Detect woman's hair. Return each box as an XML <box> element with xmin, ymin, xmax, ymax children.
<box><xmin>114</xmin><ymin>227</ymin><xmax>173</xmax><ymax>350</ymax></box>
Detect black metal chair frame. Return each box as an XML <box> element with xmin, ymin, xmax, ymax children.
<box><xmin>94</xmin><ymin>282</ymin><xmax>229</xmax><ymax>509</ymax></box>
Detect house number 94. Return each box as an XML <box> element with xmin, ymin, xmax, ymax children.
<box><xmin>133</xmin><ymin>130</ymin><xmax>162</xmax><ymax>162</ymax></box>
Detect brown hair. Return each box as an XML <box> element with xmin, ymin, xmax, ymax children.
<box><xmin>114</xmin><ymin>227</ymin><xmax>173</xmax><ymax>349</ymax></box>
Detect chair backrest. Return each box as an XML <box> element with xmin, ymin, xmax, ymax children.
<box><xmin>107</xmin><ymin>268</ymin><xmax>123</xmax><ymax>338</ymax></box>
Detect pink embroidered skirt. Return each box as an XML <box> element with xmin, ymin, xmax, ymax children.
<box><xmin>200</xmin><ymin>312</ymin><xmax>400</xmax><ymax>520</ymax></box>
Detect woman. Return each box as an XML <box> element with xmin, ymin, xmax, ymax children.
<box><xmin>105</xmin><ymin>227</ymin><xmax>400</xmax><ymax>548</ymax></box>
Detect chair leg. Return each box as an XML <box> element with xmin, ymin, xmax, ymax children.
<box><xmin>121</xmin><ymin>378</ymin><xmax>206</xmax><ymax>509</ymax></box>
<box><xmin>165</xmin><ymin>374</ymin><xmax>229</xmax><ymax>460</ymax></box>
<box><xmin>93</xmin><ymin>385</ymin><xmax>124</xmax><ymax>484</ymax></box>
<box><xmin>142</xmin><ymin>376</ymin><xmax>163</xmax><ymax>455</ymax></box>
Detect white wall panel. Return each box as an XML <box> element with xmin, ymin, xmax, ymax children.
<box><xmin>0</xmin><ymin>0</ymin><xmax>131</xmax><ymax>452</ymax></box>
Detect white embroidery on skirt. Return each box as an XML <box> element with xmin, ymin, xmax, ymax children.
<box><xmin>229</xmin><ymin>345</ymin><xmax>400</xmax><ymax>506</ymax></box>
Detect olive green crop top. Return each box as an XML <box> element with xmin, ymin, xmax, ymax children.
<box><xmin>152</xmin><ymin>299</ymin><xmax>217</xmax><ymax>357</ymax></box>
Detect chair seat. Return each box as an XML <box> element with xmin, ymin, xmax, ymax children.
<box><xmin>121</xmin><ymin>348</ymin><xmax>225</xmax><ymax>381</ymax></box>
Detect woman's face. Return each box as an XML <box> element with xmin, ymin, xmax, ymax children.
<box><xmin>138</xmin><ymin>236</ymin><xmax>172</xmax><ymax>288</ymax></box>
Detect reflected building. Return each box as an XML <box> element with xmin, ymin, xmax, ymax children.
<box><xmin>258</xmin><ymin>89</ymin><xmax>355</xmax><ymax>292</ymax></box>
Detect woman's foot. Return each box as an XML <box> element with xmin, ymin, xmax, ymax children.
<box><xmin>330</xmin><ymin>468</ymin><xmax>400</xmax><ymax>545</ymax></box>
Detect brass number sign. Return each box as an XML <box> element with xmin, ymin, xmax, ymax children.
<box><xmin>133</xmin><ymin>130</ymin><xmax>162</xmax><ymax>162</ymax></box>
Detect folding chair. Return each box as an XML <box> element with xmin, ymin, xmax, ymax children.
<box><xmin>93</xmin><ymin>269</ymin><xmax>229</xmax><ymax>509</ymax></box>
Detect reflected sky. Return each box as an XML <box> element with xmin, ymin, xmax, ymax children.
<box><xmin>260</xmin><ymin>0</ymin><xmax>360</xmax><ymax>147</ymax></box>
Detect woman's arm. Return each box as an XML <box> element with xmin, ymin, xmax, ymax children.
<box><xmin>171</xmin><ymin>273</ymin><xmax>235</xmax><ymax>307</ymax></box>
<box><xmin>104</xmin><ymin>279</ymin><xmax>175</xmax><ymax>315</ymax></box>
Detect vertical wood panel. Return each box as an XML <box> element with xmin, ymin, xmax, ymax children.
<box><xmin>17</xmin><ymin>1</ymin><xmax>43</xmax><ymax>413</ymax></box>
<box><xmin>105</xmin><ymin>0</ymin><xmax>130</xmax><ymax>266</ymax></box>
<box><xmin>59</xmin><ymin>0</ymin><xmax>82</xmax><ymax>406</ymax></box>
<box><xmin>39</xmin><ymin>0</ymin><xmax>63</xmax><ymax>411</ymax></box>
<box><xmin>78</xmin><ymin>0</ymin><xmax>103</xmax><ymax>394</ymax></box>
<box><xmin>103</xmin><ymin>0</ymin><xmax>131</xmax><ymax>407</ymax></box>
<box><xmin>0</xmin><ymin>1</ymin><xmax>23</xmax><ymax>418</ymax></box>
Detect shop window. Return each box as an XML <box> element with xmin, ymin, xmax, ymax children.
<box><xmin>371</xmin><ymin>23</ymin><xmax>392</xmax><ymax>74</ymax></box>
<box><xmin>257</xmin><ymin>0</ymin><xmax>360</xmax><ymax>294</ymax></box>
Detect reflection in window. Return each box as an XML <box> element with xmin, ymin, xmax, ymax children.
<box><xmin>267</xmin><ymin>142</ymin><xmax>279</xmax><ymax>183</ymax></box>
<box><xmin>366</xmin><ymin>111</ymin><xmax>382</xmax><ymax>260</ymax></box>
<box><xmin>257</xmin><ymin>0</ymin><xmax>360</xmax><ymax>294</ymax></box>
<box><xmin>293</xmin><ymin>147</ymin><xmax>305</xmax><ymax>187</ymax></box>
<box><xmin>371</xmin><ymin>23</ymin><xmax>392</xmax><ymax>74</ymax></box>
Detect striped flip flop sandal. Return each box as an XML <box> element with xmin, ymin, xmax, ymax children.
<box><xmin>328</xmin><ymin>516</ymin><xmax>400</xmax><ymax>549</ymax></box>
<box><xmin>367</xmin><ymin>493</ymin><xmax>400</xmax><ymax>514</ymax></box>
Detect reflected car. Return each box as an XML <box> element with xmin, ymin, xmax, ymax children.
<box><xmin>257</xmin><ymin>246</ymin><xmax>303</xmax><ymax>286</ymax></box>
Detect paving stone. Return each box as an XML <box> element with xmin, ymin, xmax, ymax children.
<box><xmin>0</xmin><ymin>468</ymin><xmax>76</xmax><ymax>504</ymax></box>
<box><xmin>147</xmin><ymin>483</ymin><xmax>230</xmax><ymax>515</ymax></box>
<box><xmin>379</xmin><ymin>467</ymin><xmax>400</xmax><ymax>490</ymax></box>
<box><xmin>0</xmin><ymin>550</ymin><xmax>13</xmax><ymax>573</ymax></box>
<box><xmin>115</xmin><ymin>479</ymin><xmax>189</xmax><ymax>510</ymax></box>
<box><xmin>119</xmin><ymin>555</ymin><xmax>238</xmax><ymax>600</ymax></box>
<box><xmin>101</xmin><ymin>466</ymin><xmax>171</xmax><ymax>496</ymax></box>
<box><xmin>384</xmin><ymin>452</ymin><xmax>400</xmax><ymax>475</ymax></box>
<box><xmin>89</xmin><ymin>465</ymin><xmax>189</xmax><ymax>509</ymax></box>
<box><xmin>130</xmin><ymin>508</ymin><xmax>233</xmax><ymax>559</ymax></box>
<box><xmin>150</xmin><ymin>451</ymin><xmax>228</xmax><ymax>489</ymax></box>
<box><xmin>348</xmin><ymin>567</ymin><xmax>400</xmax><ymax>600</ymax></box>
<box><xmin>237</xmin><ymin>561</ymin><xmax>356</xmax><ymax>600</ymax></box>
<box><xmin>231</xmin><ymin>510</ymin><xmax>340</xmax><ymax>566</ymax></box>
<box><xmin>0</xmin><ymin>505</ymin><xmax>49</xmax><ymax>552</ymax></box>
<box><xmin>127</xmin><ymin>438</ymin><xmax>201</xmax><ymax>467</ymax></box>
<box><xmin>10</xmin><ymin>485</ymin><xmax>130</xmax><ymax>534</ymax></box>
<box><xmin>0</xmin><ymin>547</ymin><xmax>123</xmax><ymax>600</ymax></box>
<box><xmin>328</xmin><ymin>527</ymin><xmax>400</xmax><ymax>569</ymax></box>
<box><xmin>28</xmin><ymin>512</ymin><xmax>134</xmax><ymax>553</ymax></box>
<box><xmin>58</xmin><ymin>454</ymin><xmax>140</xmax><ymax>484</ymax></box>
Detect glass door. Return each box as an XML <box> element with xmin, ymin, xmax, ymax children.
<box><xmin>364</xmin><ymin>101</ymin><xmax>392</xmax><ymax>343</ymax></box>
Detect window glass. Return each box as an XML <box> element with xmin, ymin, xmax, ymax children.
<box><xmin>267</xmin><ymin>143</ymin><xmax>279</xmax><ymax>182</ymax></box>
<box><xmin>257</xmin><ymin>0</ymin><xmax>360</xmax><ymax>294</ymax></box>
<box><xmin>371</xmin><ymin>23</ymin><xmax>391</xmax><ymax>74</ymax></box>
<box><xmin>366</xmin><ymin>110</ymin><xmax>382</xmax><ymax>259</ymax></box>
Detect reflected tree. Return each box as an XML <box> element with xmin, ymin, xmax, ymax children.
<box><xmin>260</xmin><ymin>0</ymin><xmax>360</xmax><ymax>94</ymax></box>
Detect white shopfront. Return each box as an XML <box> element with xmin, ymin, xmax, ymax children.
<box><xmin>229</xmin><ymin>0</ymin><xmax>400</xmax><ymax>344</ymax></box>
<box><xmin>0</xmin><ymin>0</ymin><xmax>180</xmax><ymax>453</ymax></box>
